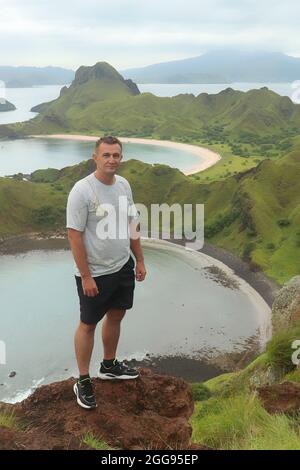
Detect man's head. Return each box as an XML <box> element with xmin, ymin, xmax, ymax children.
<box><xmin>93</xmin><ymin>135</ymin><xmax>123</xmax><ymax>176</ymax></box>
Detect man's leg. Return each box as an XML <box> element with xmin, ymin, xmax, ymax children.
<box><xmin>74</xmin><ymin>321</ymin><xmax>97</xmax><ymax>375</ymax></box>
<box><xmin>101</xmin><ymin>309</ymin><xmax>126</xmax><ymax>360</ymax></box>
<box><xmin>99</xmin><ymin>308</ymin><xmax>139</xmax><ymax>380</ymax></box>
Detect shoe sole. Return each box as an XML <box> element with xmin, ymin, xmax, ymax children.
<box><xmin>73</xmin><ymin>383</ymin><xmax>97</xmax><ymax>409</ymax></box>
<box><xmin>97</xmin><ymin>371</ymin><xmax>139</xmax><ymax>380</ymax></box>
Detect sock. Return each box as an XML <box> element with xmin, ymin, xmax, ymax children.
<box><xmin>79</xmin><ymin>374</ymin><xmax>90</xmax><ymax>382</ymax></box>
<box><xmin>103</xmin><ymin>358</ymin><xmax>116</xmax><ymax>368</ymax></box>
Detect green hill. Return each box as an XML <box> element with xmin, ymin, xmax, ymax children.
<box><xmin>1</xmin><ymin>61</ymin><xmax>300</xmax><ymax>284</ymax></box>
<box><xmin>1</xmin><ymin>62</ymin><xmax>299</xmax><ymax>155</ymax></box>
<box><xmin>1</xmin><ymin>61</ymin><xmax>300</xmax><ymax>191</ymax></box>
<box><xmin>2</xmin><ymin>141</ymin><xmax>300</xmax><ymax>285</ymax></box>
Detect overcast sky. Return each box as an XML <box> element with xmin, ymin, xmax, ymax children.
<box><xmin>1</xmin><ymin>0</ymin><xmax>299</xmax><ymax>70</ymax></box>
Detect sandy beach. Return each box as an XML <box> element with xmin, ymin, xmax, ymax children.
<box><xmin>32</xmin><ymin>134</ymin><xmax>222</xmax><ymax>175</ymax></box>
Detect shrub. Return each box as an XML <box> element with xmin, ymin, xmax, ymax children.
<box><xmin>191</xmin><ymin>383</ymin><xmax>212</xmax><ymax>402</ymax></box>
<box><xmin>277</xmin><ymin>219</ymin><xmax>291</xmax><ymax>227</ymax></box>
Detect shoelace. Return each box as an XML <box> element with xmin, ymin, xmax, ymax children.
<box><xmin>79</xmin><ymin>378</ymin><xmax>94</xmax><ymax>398</ymax></box>
<box><xmin>116</xmin><ymin>360</ymin><xmax>136</xmax><ymax>373</ymax></box>
<box><xmin>103</xmin><ymin>359</ymin><xmax>136</xmax><ymax>373</ymax></box>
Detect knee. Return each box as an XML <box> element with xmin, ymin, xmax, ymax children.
<box><xmin>79</xmin><ymin>321</ymin><xmax>97</xmax><ymax>334</ymax></box>
<box><xmin>106</xmin><ymin>309</ymin><xmax>126</xmax><ymax>323</ymax></box>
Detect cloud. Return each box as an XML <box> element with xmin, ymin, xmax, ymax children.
<box><xmin>0</xmin><ymin>0</ymin><xmax>299</xmax><ymax>69</ymax></box>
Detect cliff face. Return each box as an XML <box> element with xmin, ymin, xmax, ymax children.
<box><xmin>0</xmin><ymin>369</ymin><xmax>205</xmax><ymax>451</ymax></box>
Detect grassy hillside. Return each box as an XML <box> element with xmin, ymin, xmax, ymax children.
<box><xmin>0</xmin><ymin>62</ymin><xmax>299</xmax><ymax>283</ymax></box>
<box><xmin>190</xmin><ymin>323</ymin><xmax>300</xmax><ymax>450</ymax></box>
<box><xmin>1</xmin><ymin>140</ymin><xmax>300</xmax><ymax>285</ymax></box>
<box><xmin>1</xmin><ymin>63</ymin><xmax>299</xmax><ymax>178</ymax></box>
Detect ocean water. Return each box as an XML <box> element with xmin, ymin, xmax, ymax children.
<box><xmin>0</xmin><ymin>242</ymin><xmax>271</xmax><ymax>403</ymax></box>
<box><xmin>0</xmin><ymin>85</ymin><xmax>66</xmax><ymax>125</ymax></box>
<box><xmin>0</xmin><ymin>138</ymin><xmax>203</xmax><ymax>176</ymax></box>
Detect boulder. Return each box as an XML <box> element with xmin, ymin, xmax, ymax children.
<box><xmin>272</xmin><ymin>275</ymin><xmax>300</xmax><ymax>333</ymax></box>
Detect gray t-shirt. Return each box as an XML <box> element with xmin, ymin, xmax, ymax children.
<box><xmin>66</xmin><ymin>172</ymin><xmax>138</xmax><ymax>277</ymax></box>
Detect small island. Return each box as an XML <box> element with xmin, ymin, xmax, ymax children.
<box><xmin>0</xmin><ymin>99</ymin><xmax>16</xmax><ymax>112</ymax></box>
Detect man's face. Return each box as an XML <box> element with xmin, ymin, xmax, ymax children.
<box><xmin>93</xmin><ymin>142</ymin><xmax>123</xmax><ymax>175</ymax></box>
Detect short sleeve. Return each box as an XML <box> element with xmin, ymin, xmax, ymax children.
<box><xmin>66</xmin><ymin>184</ymin><xmax>88</xmax><ymax>232</ymax></box>
<box><xmin>125</xmin><ymin>181</ymin><xmax>139</xmax><ymax>224</ymax></box>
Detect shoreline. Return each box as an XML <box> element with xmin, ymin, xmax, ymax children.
<box><xmin>0</xmin><ymin>231</ymin><xmax>276</xmax><ymax>392</ymax></box>
<box><xmin>31</xmin><ymin>134</ymin><xmax>222</xmax><ymax>175</ymax></box>
<box><xmin>0</xmin><ymin>231</ymin><xmax>279</xmax><ymax>307</ymax></box>
<box><xmin>0</xmin><ymin>232</ymin><xmax>277</xmax><ymax>387</ymax></box>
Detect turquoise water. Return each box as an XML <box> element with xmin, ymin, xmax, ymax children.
<box><xmin>0</xmin><ymin>138</ymin><xmax>203</xmax><ymax>176</ymax></box>
<box><xmin>0</xmin><ymin>243</ymin><xmax>270</xmax><ymax>403</ymax></box>
<box><xmin>0</xmin><ymin>85</ymin><xmax>65</xmax><ymax>125</ymax></box>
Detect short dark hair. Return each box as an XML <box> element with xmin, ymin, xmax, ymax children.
<box><xmin>95</xmin><ymin>135</ymin><xmax>122</xmax><ymax>153</ymax></box>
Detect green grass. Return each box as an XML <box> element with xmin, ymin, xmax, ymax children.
<box><xmin>191</xmin><ymin>325</ymin><xmax>300</xmax><ymax>450</ymax></box>
<box><xmin>190</xmin><ymin>141</ymin><xmax>265</xmax><ymax>184</ymax></box>
<box><xmin>1</xmin><ymin>128</ymin><xmax>300</xmax><ymax>285</ymax></box>
<box><xmin>82</xmin><ymin>432</ymin><xmax>114</xmax><ymax>450</ymax></box>
<box><xmin>266</xmin><ymin>325</ymin><xmax>300</xmax><ymax>372</ymax></box>
<box><xmin>204</xmin><ymin>327</ymin><xmax>300</xmax><ymax>399</ymax></box>
<box><xmin>191</xmin><ymin>383</ymin><xmax>212</xmax><ymax>401</ymax></box>
<box><xmin>0</xmin><ymin>410</ymin><xmax>20</xmax><ymax>430</ymax></box>
<box><xmin>284</xmin><ymin>369</ymin><xmax>300</xmax><ymax>383</ymax></box>
<box><xmin>191</xmin><ymin>393</ymin><xmax>300</xmax><ymax>450</ymax></box>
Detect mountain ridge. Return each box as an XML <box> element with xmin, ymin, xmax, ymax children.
<box><xmin>121</xmin><ymin>50</ymin><xmax>300</xmax><ymax>83</ymax></box>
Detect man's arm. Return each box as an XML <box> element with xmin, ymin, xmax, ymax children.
<box><xmin>68</xmin><ymin>228</ymin><xmax>99</xmax><ymax>297</ymax></box>
<box><xmin>130</xmin><ymin>236</ymin><xmax>146</xmax><ymax>281</ymax></box>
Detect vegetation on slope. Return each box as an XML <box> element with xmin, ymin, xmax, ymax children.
<box><xmin>191</xmin><ymin>324</ymin><xmax>300</xmax><ymax>450</ymax></box>
<box><xmin>1</xmin><ymin>138</ymin><xmax>300</xmax><ymax>286</ymax></box>
<box><xmin>1</xmin><ymin>62</ymin><xmax>299</xmax><ymax>186</ymax></box>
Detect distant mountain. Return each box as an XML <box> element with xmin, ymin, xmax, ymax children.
<box><xmin>121</xmin><ymin>50</ymin><xmax>300</xmax><ymax>83</ymax></box>
<box><xmin>0</xmin><ymin>99</ymin><xmax>16</xmax><ymax>112</ymax></box>
<box><xmin>0</xmin><ymin>66</ymin><xmax>74</xmax><ymax>87</ymax></box>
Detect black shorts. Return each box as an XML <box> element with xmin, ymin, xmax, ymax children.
<box><xmin>75</xmin><ymin>256</ymin><xmax>135</xmax><ymax>325</ymax></box>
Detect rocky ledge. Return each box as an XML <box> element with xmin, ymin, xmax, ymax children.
<box><xmin>0</xmin><ymin>369</ymin><xmax>207</xmax><ymax>450</ymax></box>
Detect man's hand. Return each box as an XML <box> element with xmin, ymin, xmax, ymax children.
<box><xmin>135</xmin><ymin>260</ymin><xmax>146</xmax><ymax>282</ymax></box>
<box><xmin>82</xmin><ymin>276</ymin><xmax>99</xmax><ymax>297</ymax></box>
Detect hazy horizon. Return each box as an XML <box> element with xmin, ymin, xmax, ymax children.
<box><xmin>1</xmin><ymin>49</ymin><xmax>300</xmax><ymax>73</ymax></box>
<box><xmin>1</xmin><ymin>0</ymin><xmax>300</xmax><ymax>70</ymax></box>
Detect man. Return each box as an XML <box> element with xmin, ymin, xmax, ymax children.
<box><xmin>66</xmin><ymin>135</ymin><xmax>146</xmax><ymax>410</ymax></box>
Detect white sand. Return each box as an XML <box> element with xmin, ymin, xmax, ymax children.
<box><xmin>142</xmin><ymin>238</ymin><xmax>272</xmax><ymax>347</ymax></box>
<box><xmin>32</xmin><ymin>134</ymin><xmax>222</xmax><ymax>175</ymax></box>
